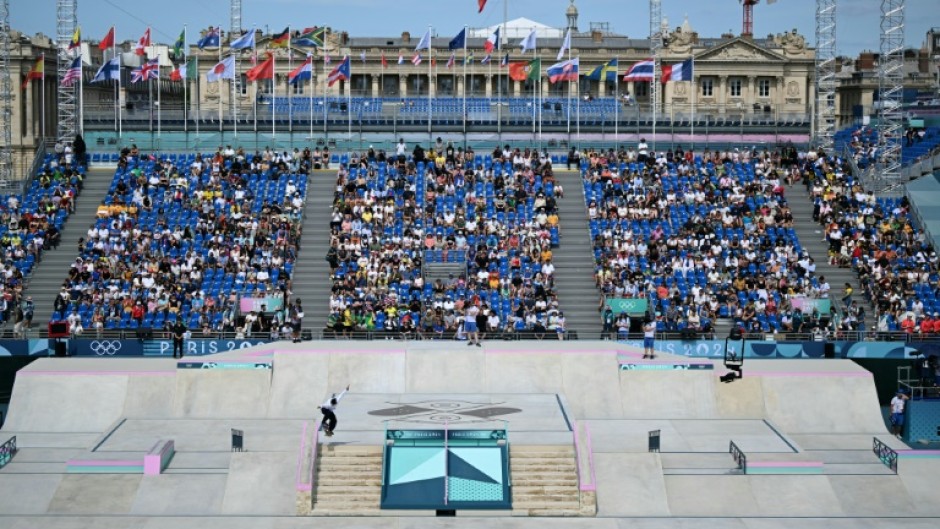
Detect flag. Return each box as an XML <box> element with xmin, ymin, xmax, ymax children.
<box><xmin>207</xmin><ymin>55</ymin><xmax>236</xmax><ymax>82</ymax></box>
<box><xmin>662</xmin><ymin>58</ymin><xmax>694</xmax><ymax>82</ymax></box>
<box><xmin>484</xmin><ymin>27</ymin><xmax>500</xmax><ymax>53</ymax></box>
<box><xmin>173</xmin><ymin>28</ymin><xmax>186</xmax><ymax>57</ymax></box>
<box><xmin>270</xmin><ymin>27</ymin><xmax>290</xmax><ymax>48</ymax></box>
<box><xmin>293</xmin><ymin>27</ymin><xmax>325</xmax><ymax>47</ymax></box>
<box><xmin>465</xmin><ymin>51</ymin><xmax>475</xmax><ymax>65</ymax></box>
<box><xmin>324</xmin><ymin>52</ymin><xmax>332</xmax><ymax>64</ymax></box>
<box><xmin>446</xmin><ymin>52</ymin><xmax>456</xmax><ymax>69</ymax></box>
<box><xmin>381</xmin><ymin>52</ymin><xmax>388</xmax><ymax>68</ymax></box>
<box><xmin>99</xmin><ymin>27</ymin><xmax>115</xmax><ymax>51</ymax></box>
<box><xmin>68</xmin><ymin>27</ymin><xmax>81</xmax><ymax>50</ymax></box>
<box><xmin>500</xmin><ymin>53</ymin><xmax>509</xmax><ymax>67</ymax></box>
<box><xmin>449</xmin><ymin>28</ymin><xmax>466</xmax><ymax>51</ymax></box>
<box><xmin>547</xmin><ymin>57</ymin><xmax>578</xmax><ymax>83</ymax></box>
<box><xmin>519</xmin><ymin>29</ymin><xmax>537</xmax><ymax>53</ymax></box>
<box><xmin>289</xmin><ymin>54</ymin><xmax>313</xmax><ymax>84</ymax></box>
<box><xmin>327</xmin><ymin>56</ymin><xmax>350</xmax><ymax>86</ymax></box>
<box><xmin>480</xmin><ymin>54</ymin><xmax>491</xmax><ymax>65</ymax></box>
<box><xmin>170</xmin><ymin>57</ymin><xmax>196</xmax><ymax>81</ymax></box>
<box><xmin>198</xmin><ymin>27</ymin><xmax>220</xmax><ymax>49</ymax></box>
<box><xmin>622</xmin><ymin>58</ymin><xmax>654</xmax><ymax>82</ymax></box>
<box><xmin>412</xmin><ymin>53</ymin><xmax>422</xmax><ymax>66</ymax></box>
<box><xmin>60</xmin><ymin>56</ymin><xmax>82</xmax><ymax>86</ymax></box>
<box><xmin>230</xmin><ymin>30</ymin><xmax>255</xmax><ymax>50</ymax></box>
<box><xmin>478</xmin><ymin>0</ymin><xmax>487</xmax><ymax>13</ymax></box>
<box><xmin>586</xmin><ymin>59</ymin><xmax>618</xmax><ymax>82</ymax></box>
<box><xmin>135</xmin><ymin>28</ymin><xmax>151</xmax><ymax>56</ymax></box>
<box><xmin>360</xmin><ymin>50</ymin><xmax>367</xmax><ymax>63</ymax></box>
<box><xmin>398</xmin><ymin>53</ymin><xmax>404</xmax><ymax>65</ymax></box>
<box><xmin>22</xmin><ymin>55</ymin><xmax>43</xmax><ymax>89</ymax></box>
<box><xmin>416</xmin><ymin>29</ymin><xmax>431</xmax><ymax>51</ymax></box>
<box><xmin>91</xmin><ymin>56</ymin><xmax>121</xmax><ymax>83</ymax></box>
<box><xmin>557</xmin><ymin>28</ymin><xmax>571</xmax><ymax>60</ymax></box>
<box><xmin>246</xmin><ymin>52</ymin><xmax>274</xmax><ymax>81</ymax></box>
<box><xmin>509</xmin><ymin>58</ymin><xmax>540</xmax><ymax>82</ymax></box>
<box><xmin>130</xmin><ymin>59</ymin><xmax>159</xmax><ymax>83</ymax></box>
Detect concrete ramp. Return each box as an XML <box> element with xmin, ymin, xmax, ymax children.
<box><xmin>221</xmin><ymin>451</ymin><xmax>296</xmax><ymax>515</ymax></box>
<box><xmin>760</xmin><ymin>369</ymin><xmax>885</xmax><ymax>433</ymax></box>
<box><xmin>5</xmin><ymin>372</ymin><xmax>132</xmax><ymax>432</ymax></box>
<box><xmin>172</xmin><ymin>369</ymin><xmax>272</xmax><ymax>418</ymax></box>
<box><xmin>594</xmin><ymin>453</ymin><xmax>669</xmax><ymax>516</ymax></box>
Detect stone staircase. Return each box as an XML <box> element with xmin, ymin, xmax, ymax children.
<box><xmin>21</xmin><ymin>165</ymin><xmax>116</xmax><ymax>327</ymax></box>
<box><xmin>510</xmin><ymin>444</ymin><xmax>592</xmax><ymax>516</ymax></box>
<box><xmin>787</xmin><ymin>186</ymin><xmax>870</xmax><ymax>329</ymax></box>
<box><xmin>291</xmin><ymin>170</ymin><xmax>336</xmax><ymax>333</ymax></box>
<box><xmin>307</xmin><ymin>445</ymin><xmax>383</xmax><ymax>516</ymax></box>
<box><xmin>552</xmin><ymin>171</ymin><xmax>604</xmax><ymax>339</ymax></box>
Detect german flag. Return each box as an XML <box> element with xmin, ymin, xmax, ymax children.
<box><xmin>270</xmin><ymin>27</ymin><xmax>290</xmax><ymax>48</ymax></box>
<box><xmin>22</xmin><ymin>55</ymin><xmax>44</xmax><ymax>89</ymax></box>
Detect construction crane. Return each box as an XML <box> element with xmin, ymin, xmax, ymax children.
<box><xmin>739</xmin><ymin>0</ymin><xmax>777</xmax><ymax>37</ymax></box>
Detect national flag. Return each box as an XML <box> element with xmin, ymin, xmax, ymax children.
<box><xmin>22</xmin><ymin>55</ymin><xmax>44</xmax><ymax>89</ymax></box>
<box><xmin>246</xmin><ymin>52</ymin><xmax>274</xmax><ymax>81</ymax></box>
<box><xmin>415</xmin><ymin>29</ymin><xmax>431</xmax><ymax>51</ymax></box>
<box><xmin>289</xmin><ymin>54</ymin><xmax>313</xmax><ymax>84</ymax></box>
<box><xmin>230</xmin><ymin>30</ymin><xmax>255</xmax><ymax>50</ymax></box>
<box><xmin>207</xmin><ymin>55</ymin><xmax>236</xmax><ymax>82</ymax></box>
<box><xmin>662</xmin><ymin>58</ymin><xmax>694</xmax><ymax>82</ymax></box>
<box><xmin>398</xmin><ymin>53</ymin><xmax>404</xmax><ymax>65</ymax></box>
<box><xmin>327</xmin><ymin>56</ymin><xmax>350</xmax><ymax>87</ymax></box>
<box><xmin>98</xmin><ymin>27</ymin><xmax>115</xmax><ymax>51</ymax></box>
<box><xmin>60</xmin><ymin>56</ymin><xmax>82</xmax><ymax>87</ymax></box>
<box><xmin>68</xmin><ymin>27</ymin><xmax>81</xmax><ymax>50</ymax></box>
<box><xmin>412</xmin><ymin>53</ymin><xmax>422</xmax><ymax>66</ymax></box>
<box><xmin>381</xmin><ymin>52</ymin><xmax>388</xmax><ymax>68</ymax></box>
<box><xmin>198</xmin><ymin>27</ymin><xmax>221</xmax><ymax>49</ymax></box>
<box><xmin>91</xmin><ymin>56</ymin><xmax>121</xmax><ymax>83</ymax></box>
<box><xmin>509</xmin><ymin>58</ymin><xmax>540</xmax><ymax>82</ymax></box>
<box><xmin>446</xmin><ymin>52</ymin><xmax>456</xmax><ymax>69</ymax></box>
<box><xmin>586</xmin><ymin>59</ymin><xmax>618</xmax><ymax>82</ymax></box>
<box><xmin>324</xmin><ymin>52</ymin><xmax>332</xmax><ymax>64</ymax></box>
<box><xmin>173</xmin><ymin>28</ymin><xmax>186</xmax><ymax>57</ymax></box>
<box><xmin>478</xmin><ymin>0</ymin><xmax>487</xmax><ymax>13</ymax></box>
<box><xmin>480</xmin><ymin>54</ymin><xmax>491</xmax><ymax>65</ymax></box>
<box><xmin>519</xmin><ymin>29</ymin><xmax>537</xmax><ymax>53</ymax></box>
<box><xmin>135</xmin><ymin>28</ymin><xmax>151</xmax><ymax>56</ymax></box>
<box><xmin>622</xmin><ymin>58</ymin><xmax>654</xmax><ymax>82</ymax></box>
<box><xmin>547</xmin><ymin>57</ymin><xmax>578</xmax><ymax>83</ymax></box>
<box><xmin>360</xmin><ymin>51</ymin><xmax>367</xmax><ymax>63</ymax></box>
<box><xmin>293</xmin><ymin>27</ymin><xmax>325</xmax><ymax>47</ymax></box>
<box><xmin>130</xmin><ymin>59</ymin><xmax>159</xmax><ymax>83</ymax></box>
<box><xmin>465</xmin><ymin>51</ymin><xmax>475</xmax><ymax>65</ymax></box>
<box><xmin>557</xmin><ymin>28</ymin><xmax>571</xmax><ymax>60</ymax></box>
<box><xmin>270</xmin><ymin>27</ymin><xmax>290</xmax><ymax>48</ymax></box>
<box><xmin>249</xmin><ymin>51</ymin><xmax>258</xmax><ymax>66</ymax></box>
<box><xmin>500</xmin><ymin>53</ymin><xmax>509</xmax><ymax>67</ymax></box>
<box><xmin>449</xmin><ymin>28</ymin><xmax>466</xmax><ymax>51</ymax></box>
<box><xmin>170</xmin><ymin>57</ymin><xmax>196</xmax><ymax>81</ymax></box>
<box><xmin>484</xmin><ymin>27</ymin><xmax>500</xmax><ymax>53</ymax></box>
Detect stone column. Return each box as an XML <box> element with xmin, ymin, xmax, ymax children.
<box><xmin>747</xmin><ymin>76</ymin><xmax>756</xmax><ymax>111</ymax></box>
<box><xmin>513</xmin><ymin>80</ymin><xmax>521</xmax><ymax>97</ymax></box>
<box><xmin>485</xmin><ymin>74</ymin><xmax>493</xmax><ymax>97</ymax></box>
<box><xmin>400</xmin><ymin>75</ymin><xmax>408</xmax><ymax>97</ymax></box>
<box><xmin>429</xmin><ymin>73</ymin><xmax>436</xmax><ymax>97</ymax></box>
<box><xmin>717</xmin><ymin>76</ymin><xmax>727</xmax><ymax>114</ymax></box>
<box><xmin>598</xmin><ymin>80</ymin><xmax>605</xmax><ymax>97</ymax></box>
<box><xmin>371</xmin><ymin>74</ymin><xmax>380</xmax><ymax>98</ymax></box>
<box><xmin>24</xmin><ymin>80</ymin><xmax>34</xmax><ymax>140</ymax></box>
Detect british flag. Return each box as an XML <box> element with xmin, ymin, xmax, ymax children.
<box><xmin>131</xmin><ymin>59</ymin><xmax>159</xmax><ymax>83</ymax></box>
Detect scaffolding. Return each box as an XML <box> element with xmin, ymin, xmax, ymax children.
<box><xmin>814</xmin><ymin>0</ymin><xmax>837</xmax><ymax>152</ymax></box>
<box><xmin>0</xmin><ymin>0</ymin><xmax>12</xmax><ymax>182</ymax></box>
<box><xmin>649</xmin><ymin>0</ymin><xmax>662</xmax><ymax>150</ymax></box>
<box><xmin>231</xmin><ymin>0</ymin><xmax>242</xmax><ymax>36</ymax></box>
<box><xmin>878</xmin><ymin>0</ymin><xmax>905</xmax><ymax>184</ymax></box>
<box><xmin>56</xmin><ymin>0</ymin><xmax>78</xmax><ymax>143</ymax></box>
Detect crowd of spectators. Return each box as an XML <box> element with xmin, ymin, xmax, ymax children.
<box><xmin>582</xmin><ymin>142</ymin><xmax>835</xmax><ymax>336</ymax></box>
<box><xmin>52</xmin><ymin>144</ymin><xmax>308</xmax><ymax>336</ymax></box>
<box><xmin>325</xmin><ymin>140</ymin><xmax>566</xmax><ymax>339</ymax></box>
<box><xmin>0</xmin><ymin>136</ymin><xmax>85</xmax><ymax>336</ymax></box>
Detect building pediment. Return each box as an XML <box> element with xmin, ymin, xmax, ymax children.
<box><xmin>694</xmin><ymin>38</ymin><xmax>786</xmax><ymax>62</ymax></box>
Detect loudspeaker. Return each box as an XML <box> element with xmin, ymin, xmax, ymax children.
<box><xmin>824</xmin><ymin>342</ymin><xmax>835</xmax><ymax>359</ymax></box>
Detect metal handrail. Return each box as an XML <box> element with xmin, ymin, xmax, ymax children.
<box><xmin>729</xmin><ymin>440</ymin><xmax>747</xmax><ymax>474</ymax></box>
<box><xmin>872</xmin><ymin>437</ymin><xmax>899</xmax><ymax>474</ymax></box>
<box><xmin>18</xmin><ymin>137</ymin><xmax>52</xmax><ymax>195</ymax></box>
<box><xmin>0</xmin><ymin>436</ymin><xmax>17</xmax><ymax>469</ymax></box>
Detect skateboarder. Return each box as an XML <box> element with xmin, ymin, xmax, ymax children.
<box><xmin>319</xmin><ymin>385</ymin><xmax>349</xmax><ymax>437</ymax></box>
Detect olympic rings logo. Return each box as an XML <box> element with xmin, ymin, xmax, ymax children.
<box><xmin>89</xmin><ymin>340</ymin><xmax>122</xmax><ymax>356</ymax></box>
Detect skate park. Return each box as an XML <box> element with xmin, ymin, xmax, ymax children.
<box><xmin>1</xmin><ymin>339</ymin><xmax>938</xmax><ymax>529</ymax></box>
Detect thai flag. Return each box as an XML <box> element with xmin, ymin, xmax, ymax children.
<box><xmin>412</xmin><ymin>53</ymin><xmax>422</xmax><ymax>66</ymax></box>
<box><xmin>623</xmin><ymin>58</ymin><xmax>654</xmax><ymax>82</ymax></box>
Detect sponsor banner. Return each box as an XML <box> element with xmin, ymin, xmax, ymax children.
<box><xmin>239</xmin><ymin>296</ymin><xmax>285</xmax><ymax>314</ymax></box>
<box><xmin>605</xmin><ymin>298</ymin><xmax>648</xmax><ymax>315</ymax></box>
<box><xmin>618</xmin><ymin>339</ymin><xmax>828</xmax><ymax>359</ymax></box>
<box><xmin>177</xmin><ymin>361</ymin><xmax>272</xmax><ymax>370</ymax></box>
<box><xmin>73</xmin><ymin>339</ymin><xmax>144</xmax><ymax>357</ymax></box>
<box><xmin>141</xmin><ymin>339</ymin><xmax>268</xmax><ymax>357</ymax></box>
<box><xmin>387</xmin><ymin>429</ymin><xmax>446</xmax><ymax>441</ymax></box>
<box><xmin>789</xmin><ymin>297</ymin><xmax>832</xmax><ymax>314</ymax></box>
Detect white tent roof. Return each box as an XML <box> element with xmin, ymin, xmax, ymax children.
<box><xmin>469</xmin><ymin>17</ymin><xmax>564</xmax><ymax>40</ymax></box>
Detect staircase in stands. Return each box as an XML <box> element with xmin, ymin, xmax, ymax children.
<box><xmin>291</xmin><ymin>169</ymin><xmax>336</xmax><ymax>333</ymax></box>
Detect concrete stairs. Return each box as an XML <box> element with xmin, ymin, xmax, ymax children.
<box><xmin>292</xmin><ymin>170</ymin><xmax>336</xmax><ymax>333</ymax></box>
<box><xmin>510</xmin><ymin>444</ymin><xmax>591</xmax><ymax>516</ymax></box>
<box><xmin>552</xmin><ymin>171</ymin><xmax>604</xmax><ymax>339</ymax></box>
<box><xmin>787</xmin><ymin>187</ymin><xmax>870</xmax><ymax>329</ymax></box>
<box><xmin>21</xmin><ymin>166</ymin><xmax>116</xmax><ymax>326</ymax></box>
<box><xmin>308</xmin><ymin>445</ymin><xmax>383</xmax><ymax>516</ymax></box>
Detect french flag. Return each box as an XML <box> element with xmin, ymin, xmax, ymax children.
<box><xmin>484</xmin><ymin>27</ymin><xmax>500</xmax><ymax>54</ymax></box>
<box><xmin>623</xmin><ymin>58</ymin><xmax>654</xmax><ymax>82</ymax></box>
<box><xmin>662</xmin><ymin>58</ymin><xmax>694</xmax><ymax>82</ymax></box>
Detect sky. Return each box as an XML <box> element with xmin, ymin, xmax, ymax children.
<box><xmin>10</xmin><ymin>0</ymin><xmax>940</xmax><ymax>57</ymax></box>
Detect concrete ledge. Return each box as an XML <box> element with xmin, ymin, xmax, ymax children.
<box><xmin>746</xmin><ymin>461</ymin><xmax>824</xmax><ymax>475</ymax></box>
<box><xmin>67</xmin><ymin>439</ymin><xmax>174</xmax><ymax>475</ymax></box>
<box><xmin>144</xmin><ymin>440</ymin><xmax>175</xmax><ymax>476</ymax></box>
<box><xmin>896</xmin><ymin>449</ymin><xmax>940</xmax><ymax>460</ymax></box>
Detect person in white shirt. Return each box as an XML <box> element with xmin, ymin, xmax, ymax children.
<box><xmin>889</xmin><ymin>391</ymin><xmax>908</xmax><ymax>437</ymax></box>
<box><xmin>319</xmin><ymin>385</ymin><xmax>350</xmax><ymax>437</ymax></box>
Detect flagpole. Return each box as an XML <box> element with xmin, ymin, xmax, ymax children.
<box><xmin>615</xmin><ymin>56</ymin><xmax>619</xmax><ymax>147</ymax></box>
<box><xmin>273</xmin><ymin>49</ymin><xmax>278</xmax><ymax>138</ymax></box>
<box><xmin>149</xmin><ymin>64</ymin><xmax>153</xmax><ymax>133</ymax></box>
<box><xmin>111</xmin><ymin>28</ymin><xmax>118</xmax><ymax>136</ymax></box>
<box><xmin>288</xmin><ymin>29</ymin><xmax>293</xmax><ymax>135</ymax></box>
<box><xmin>41</xmin><ymin>54</ymin><xmax>45</xmax><ymax>141</ymax></box>
<box><xmin>78</xmin><ymin>50</ymin><xmax>84</xmax><ymax>136</ymax></box>
<box><xmin>158</xmin><ymin>56</ymin><xmax>162</xmax><ymax>137</ymax></box>
<box><xmin>195</xmin><ymin>53</ymin><xmax>200</xmax><ymax>137</ymax></box>
<box><xmin>183</xmin><ymin>25</ymin><xmax>188</xmax><ymax>134</ymax></box>
<box><xmin>463</xmin><ymin>25</ymin><xmax>468</xmax><ymax>136</ymax></box>
<box><xmin>253</xmin><ymin>30</ymin><xmax>258</xmax><ymax>134</ymax></box>
<box><xmin>427</xmin><ymin>25</ymin><xmax>432</xmax><ymax>144</ymax></box>
<box><xmin>219</xmin><ymin>26</ymin><xmax>223</xmax><ymax>135</ymax></box>
<box><xmin>501</xmin><ymin>0</ymin><xmax>507</xmax><ymax>139</ymax></box>
<box><xmin>309</xmin><ymin>56</ymin><xmax>314</xmax><ymax>139</ymax></box>
<box><xmin>690</xmin><ymin>56</ymin><xmax>695</xmax><ymax>152</ymax></box>
<box><xmin>566</xmin><ymin>32</ymin><xmax>571</xmax><ymax>138</ymax></box>
<box><xmin>233</xmin><ymin>34</ymin><xmax>238</xmax><ymax>138</ymax></box>
<box><xmin>347</xmin><ymin>56</ymin><xmax>352</xmax><ymax>140</ymax></box>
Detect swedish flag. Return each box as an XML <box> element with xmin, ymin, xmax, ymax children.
<box><xmin>587</xmin><ymin>59</ymin><xmax>619</xmax><ymax>82</ymax></box>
